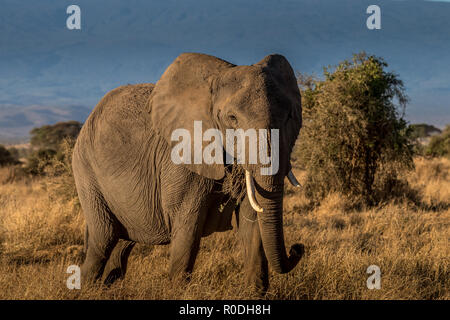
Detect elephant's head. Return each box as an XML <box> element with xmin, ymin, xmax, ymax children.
<box><xmin>149</xmin><ymin>53</ymin><xmax>303</xmax><ymax>274</ymax></box>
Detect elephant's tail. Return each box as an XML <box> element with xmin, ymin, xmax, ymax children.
<box><xmin>83</xmin><ymin>224</ymin><xmax>89</xmax><ymax>255</ymax></box>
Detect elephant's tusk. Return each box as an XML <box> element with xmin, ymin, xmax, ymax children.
<box><xmin>287</xmin><ymin>170</ymin><xmax>301</xmax><ymax>188</ymax></box>
<box><xmin>245</xmin><ymin>170</ymin><xmax>264</xmax><ymax>213</ymax></box>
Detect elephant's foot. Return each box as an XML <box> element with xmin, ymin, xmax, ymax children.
<box><xmin>246</xmin><ymin>278</ymin><xmax>268</xmax><ymax>297</ymax></box>
<box><xmin>80</xmin><ymin>261</ymin><xmax>105</xmax><ymax>287</ymax></box>
<box><xmin>102</xmin><ymin>240</ymin><xmax>135</xmax><ymax>286</ymax></box>
<box><xmin>169</xmin><ymin>270</ymin><xmax>193</xmax><ymax>287</ymax></box>
<box><xmin>102</xmin><ymin>267</ymin><xmax>124</xmax><ymax>286</ymax></box>
<box><xmin>80</xmin><ymin>238</ymin><xmax>118</xmax><ymax>288</ymax></box>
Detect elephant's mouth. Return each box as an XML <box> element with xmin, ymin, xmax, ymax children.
<box><xmin>221</xmin><ymin>165</ymin><xmax>247</xmax><ymax>203</ymax></box>
<box><xmin>220</xmin><ymin>162</ymin><xmax>301</xmax><ymax>210</ymax></box>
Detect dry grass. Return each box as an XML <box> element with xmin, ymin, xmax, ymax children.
<box><xmin>0</xmin><ymin>158</ymin><xmax>448</xmax><ymax>299</ymax></box>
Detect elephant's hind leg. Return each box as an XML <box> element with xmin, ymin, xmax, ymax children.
<box><xmin>102</xmin><ymin>239</ymin><xmax>135</xmax><ymax>285</ymax></box>
<box><xmin>82</xmin><ymin>227</ymin><xmax>118</xmax><ymax>285</ymax></box>
<box><xmin>77</xmin><ymin>185</ymin><xmax>120</xmax><ymax>286</ymax></box>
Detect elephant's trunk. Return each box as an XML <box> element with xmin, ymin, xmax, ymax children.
<box><xmin>246</xmin><ymin>172</ymin><xmax>303</xmax><ymax>274</ymax></box>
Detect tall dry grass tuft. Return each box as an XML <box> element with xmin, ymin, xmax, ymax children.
<box><xmin>408</xmin><ymin>157</ymin><xmax>450</xmax><ymax>208</ymax></box>
<box><xmin>0</xmin><ymin>157</ymin><xmax>448</xmax><ymax>299</ymax></box>
<box><xmin>0</xmin><ymin>181</ymin><xmax>84</xmax><ymax>265</ymax></box>
<box><xmin>40</xmin><ymin>138</ymin><xmax>80</xmax><ymax>206</ymax></box>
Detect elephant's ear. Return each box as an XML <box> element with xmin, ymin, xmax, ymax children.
<box><xmin>255</xmin><ymin>54</ymin><xmax>302</xmax><ymax>153</ymax></box>
<box><xmin>148</xmin><ymin>53</ymin><xmax>235</xmax><ymax>180</ymax></box>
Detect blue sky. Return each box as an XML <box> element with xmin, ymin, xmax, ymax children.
<box><xmin>0</xmin><ymin>0</ymin><xmax>449</xmax><ymax>138</ymax></box>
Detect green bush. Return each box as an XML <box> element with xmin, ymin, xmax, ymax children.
<box><xmin>41</xmin><ymin>138</ymin><xmax>79</xmax><ymax>204</ymax></box>
<box><xmin>25</xmin><ymin>148</ymin><xmax>57</xmax><ymax>175</ymax></box>
<box><xmin>22</xmin><ymin>137</ymin><xmax>78</xmax><ymax>205</ymax></box>
<box><xmin>296</xmin><ymin>53</ymin><xmax>414</xmax><ymax>206</ymax></box>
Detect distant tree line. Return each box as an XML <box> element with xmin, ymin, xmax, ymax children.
<box><xmin>408</xmin><ymin>123</ymin><xmax>441</xmax><ymax>141</ymax></box>
<box><xmin>0</xmin><ymin>121</ymin><xmax>80</xmax><ymax>175</ymax></box>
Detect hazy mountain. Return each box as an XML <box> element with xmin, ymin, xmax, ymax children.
<box><xmin>0</xmin><ymin>0</ymin><xmax>449</xmax><ymax>140</ymax></box>
<box><xmin>0</xmin><ymin>105</ymin><xmax>90</xmax><ymax>142</ymax></box>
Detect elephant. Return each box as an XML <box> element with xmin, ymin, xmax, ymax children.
<box><xmin>72</xmin><ymin>52</ymin><xmax>304</xmax><ymax>293</ymax></box>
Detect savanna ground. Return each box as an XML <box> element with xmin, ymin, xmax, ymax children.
<box><xmin>0</xmin><ymin>157</ymin><xmax>448</xmax><ymax>300</ymax></box>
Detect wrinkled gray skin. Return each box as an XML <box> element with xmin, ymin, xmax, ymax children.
<box><xmin>72</xmin><ymin>53</ymin><xmax>304</xmax><ymax>293</ymax></box>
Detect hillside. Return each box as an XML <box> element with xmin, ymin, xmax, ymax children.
<box><xmin>0</xmin><ymin>105</ymin><xmax>90</xmax><ymax>143</ymax></box>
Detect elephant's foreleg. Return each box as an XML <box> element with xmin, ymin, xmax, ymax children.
<box><xmin>168</xmin><ymin>221</ymin><xmax>203</xmax><ymax>282</ymax></box>
<box><xmin>237</xmin><ymin>196</ymin><xmax>269</xmax><ymax>294</ymax></box>
<box><xmin>102</xmin><ymin>239</ymin><xmax>136</xmax><ymax>285</ymax></box>
<box><xmin>161</xmin><ymin>165</ymin><xmax>215</xmax><ymax>283</ymax></box>
<box><xmin>167</xmin><ymin>200</ymin><xmax>211</xmax><ymax>283</ymax></box>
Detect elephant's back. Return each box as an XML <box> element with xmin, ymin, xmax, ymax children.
<box><xmin>74</xmin><ymin>83</ymin><xmax>155</xmax><ymax>171</ymax></box>
<box><xmin>85</xmin><ymin>83</ymin><xmax>155</xmax><ymax>137</ymax></box>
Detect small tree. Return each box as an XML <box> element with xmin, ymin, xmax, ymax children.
<box><xmin>296</xmin><ymin>53</ymin><xmax>413</xmax><ymax>205</ymax></box>
<box><xmin>26</xmin><ymin>121</ymin><xmax>82</xmax><ymax>175</ymax></box>
<box><xmin>30</xmin><ymin>121</ymin><xmax>82</xmax><ymax>150</ymax></box>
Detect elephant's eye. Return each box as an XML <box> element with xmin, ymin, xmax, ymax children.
<box><xmin>227</xmin><ymin>114</ymin><xmax>238</xmax><ymax>125</ymax></box>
